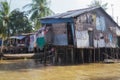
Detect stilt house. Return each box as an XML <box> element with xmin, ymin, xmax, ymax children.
<box><xmin>40</xmin><ymin>7</ymin><xmax>119</xmax><ymax>48</ymax></box>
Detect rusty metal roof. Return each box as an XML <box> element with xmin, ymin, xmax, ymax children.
<box><xmin>41</xmin><ymin>6</ymin><xmax>119</xmax><ymax>27</ymax></box>
<box><xmin>42</xmin><ymin>7</ymin><xmax>100</xmax><ymax>19</ymax></box>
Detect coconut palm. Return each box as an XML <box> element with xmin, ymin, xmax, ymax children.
<box><xmin>88</xmin><ymin>0</ymin><xmax>108</xmax><ymax>10</ymax></box>
<box><xmin>0</xmin><ymin>1</ymin><xmax>10</xmax><ymax>53</ymax></box>
<box><xmin>23</xmin><ymin>0</ymin><xmax>54</xmax><ymax>30</ymax></box>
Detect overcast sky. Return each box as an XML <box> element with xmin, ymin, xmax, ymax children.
<box><xmin>7</xmin><ymin>0</ymin><xmax>120</xmax><ymax>25</ymax></box>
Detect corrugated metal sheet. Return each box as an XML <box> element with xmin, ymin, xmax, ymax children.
<box><xmin>42</xmin><ymin>7</ymin><xmax>99</xmax><ymax>19</ymax></box>
<box><xmin>116</xmin><ymin>27</ymin><xmax>120</xmax><ymax>36</ymax></box>
<box><xmin>41</xmin><ymin>7</ymin><xmax>119</xmax><ymax>27</ymax></box>
<box><xmin>53</xmin><ymin>34</ymin><xmax>68</xmax><ymax>45</ymax></box>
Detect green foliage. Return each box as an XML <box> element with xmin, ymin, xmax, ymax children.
<box><xmin>24</xmin><ymin>0</ymin><xmax>54</xmax><ymax>30</ymax></box>
<box><xmin>88</xmin><ymin>0</ymin><xmax>108</xmax><ymax>10</ymax></box>
<box><xmin>0</xmin><ymin>1</ymin><xmax>33</xmax><ymax>38</ymax></box>
<box><xmin>0</xmin><ymin>1</ymin><xmax>33</xmax><ymax>53</ymax></box>
<box><xmin>8</xmin><ymin>9</ymin><xmax>33</xmax><ymax>36</ymax></box>
<box><xmin>0</xmin><ymin>1</ymin><xmax>10</xmax><ymax>38</ymax></box>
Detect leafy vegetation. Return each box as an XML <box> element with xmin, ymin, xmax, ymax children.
<box><xmin>0</xmin><ymin>1</ymin><xmax>33</xmax><ymax>53</ymax></box>
<box><xmin>88</xmin><ymin>0</ymin><xmax>108</xmax><ymax>10</ymax></box>
<box><xmin>0</xmin><ymin>1</ymin><xmax>10</xmax><ymax>38</ymax></box>
<box><xmin>8</xmin><ymin>9</ymin><xmax>32</xmax><ymax>36</ymax></box>
<box><xmin>23</xmin><ymin>0</ymin><xmax>54</xmax><ymax>30</ymax></box>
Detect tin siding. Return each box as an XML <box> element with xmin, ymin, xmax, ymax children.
<box><xmin>52</xmin><ymin>23</ymin><xmax>68</xmax><ymax>46</ymax></box>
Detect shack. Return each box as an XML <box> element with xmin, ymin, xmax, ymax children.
<box><xmin>40</xmin><ymin>7</ymin><xmax>120</xmax><ymax>64</ymax></box>
<box><xmin>4</xmin><ymin>33</ymin><xmax>36</xmax><ymax>53</ymax></box>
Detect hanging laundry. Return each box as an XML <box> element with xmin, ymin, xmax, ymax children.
<box><xmin>36</xmin><ymin>36</ymin><xmax>46</xmax><ymax>50</ymax></box>
<box><xmin>36</xmin><ymin>26</ymin><xmax>49</xmax><ymax>50</ymax></box>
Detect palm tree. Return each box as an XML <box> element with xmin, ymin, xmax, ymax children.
<box><xmin>23</xmin><ymin>0</ymin><xmax>54</xmax><ymax>30</ymax></box>
<box><xmin>0</xmin><ymin>1</ymin><xmax>10</xmax><ymax>53</ymax></box>
<box><xmin>88</xmin><ymin>0</ymin><xmax>108</xmax><ymax>10</ymax></box>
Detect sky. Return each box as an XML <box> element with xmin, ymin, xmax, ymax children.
<box><xmin>7</xmin><ymin>0</ymin><xmax>120</xmax><ymax>25</ymax></box>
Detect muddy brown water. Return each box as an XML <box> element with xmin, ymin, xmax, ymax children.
<box><xmin>0</xmin><ymin>59</ymin><xmax>120</xmax><ymax>80</ymax></box>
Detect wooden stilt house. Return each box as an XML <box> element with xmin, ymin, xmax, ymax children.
<box><xmin>41</xmin><ymin>7</ymin><xmax>119</xmax><ymax>48</ymax></box>
<box><xmin>40</xmin><ymin>7</ymin><xmax>120</xmax><ymax>64</ymax></box>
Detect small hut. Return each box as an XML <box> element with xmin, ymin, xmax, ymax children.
<box><xmin>5</xmin><ymin>33</ymin><xmax>36</xmax><ymax>53</ymax></box>
<box><xmin>40</xmin><ymin>7</ymin><xmax>119</xmax><ymax>64</ymax></box>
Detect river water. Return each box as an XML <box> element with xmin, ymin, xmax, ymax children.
<box><xmin>0</xmin><ymin>59</ymin><xmax>120</xmax><ymax>80</ymax></box>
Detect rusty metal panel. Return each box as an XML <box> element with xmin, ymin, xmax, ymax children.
<box><xmin>52</xmin><ymin>23</ymin><xmax>68</xmax><ymax>45</ymax></box>
<box><xmin>53</xmin><ymin>34</ymin><xmax>68</xmax><ymax>45</ymax></box>
<box><xmin>52</xmin><ymin>23</ymin><xmax>67</xmax><ymax>34</ymax></box>
<box><xmin>76</xmin><ymin>30</ymin><xmax>89</xmax><ymax>48</ymax></box>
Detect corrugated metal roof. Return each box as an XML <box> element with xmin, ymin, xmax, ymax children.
<box><xmin>42</xmin><ymin>7</ymin><xmax>100</xmax><ymax>19</ymax></box>
<box><xmin>41</xmin><ymin>6</ymin><xmax>119</xmax><ymax>27</ymax></box>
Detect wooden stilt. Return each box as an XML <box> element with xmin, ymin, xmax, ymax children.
<box><xmin>105</xmin><ymin>48</ymin><xmax>108</xmax><ymax>60</ymax></box>
<box><xmin>71</xmin><ymin>48</ymin><xmax>74</xmax><ymax>64</ymax></box>
<box><xmin>89</xmin><ymin>49</ymin><xmax>92</xmax><ymax>63</ymax></box>
<box><xmin>116</xmin><ymin>48</ymin><xmax>119</xmax><ymax>59</ymax></box>
<box><xmin>94</xmin><ymin>48</ymin><xmax>95</xmax><ymax>63</ymax></box>
<box><xmin>110</xmin><ymin>48</ymin><xmax>112</xmax><ymax>57</ymax></box>
<box><xmin>113</xmin><ymin>48</ymin><xmax>115</xmax><ymax>59</ymax></box>
<box><xmin>81</xmin><ymin>49</ymin><xmax>84</xmax><ymax>64</ymax></box>
<box><xmin>43</xmin><ymin>46</ymin><xmax>47</xmax><ymax>65</ymax></box>
<box><xmin>66</xmin><ymin>47</ymin><xmax>68</xmax><ymax>64</ymax></box>
<box><xmin>111</xmin><ymin>48</ymin><xmax>113</xmax><ymax>59</ymax></box>
<box><xmin>54</xmin><ymin>47</ymin><xmax>58</xmax><ymax>65</ymax></box>
<box><xmin>98</xmin><ymin>48</ymin><xmax>100</xmax><ymax>62</ymax></box>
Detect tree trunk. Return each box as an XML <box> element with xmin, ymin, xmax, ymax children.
<box><xmin>0</xmin><ymin>38</ymin><xmax>4</xmax><ymax>54</ymax></box>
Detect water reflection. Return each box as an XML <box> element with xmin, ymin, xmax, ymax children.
<box><xmin>0</xmin><ymin>59</ymin><xmax>44</xmax><ymax>71</ymax></box>
<box><xmin>0</xmin><ymin>59</ymin><xmax>120</xmax><ymax>80</ymax></box>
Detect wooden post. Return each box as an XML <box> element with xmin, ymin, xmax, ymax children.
<box><xmin>110</xmin><ymin>48</ymin><xmax>112</xmax><ymax>59</ymax></box>
<box><xmin>94</xmin><ymin>48</ymin><xmax>95</xmax><ymax>63</ymax></box>
<box><xmin>105</xmin><ymin>48</ymin><xmax>108</xmax><ymax>60</ymax></box>
<box><xmin>43</xmin><ymin>46</ymin><xmax>47</xmax><ymax>66</ymax></box>
<box><xmin>116</xmin><ymin>48</ymin><xmax>119</xmax><ymax>59</ymax></box>
<box><xmin>71</xmin><ymin>48</ymin><xmax>74</xmax><ymax>64</ymax></box>
<box><xmin>113</xmin><ymin>48</ymin><xmax>115</xmax><ymax>59</ymax></box>
<box><xmin>98</xmin><ymin>48</ymin><xmax>100</xmax><ymax>62</ymax></box>
<box><xmin>66</xmin><ymin>47</ymin><xmax>68</xmax><ymax>64</ymax></box>
<box><xmin>89</xmin><ymin>49</ymin><xmax>92</xmax><ymax>63</ymax></box>
<box><xmin>54</xmin><ymin>47</ymin><xmax>58</xmax><ymax>65</ymax></box>
<box><xmin>81</xmin><ymin>49</ymin><xmax>84</xmax><ymax>64</ymax></box>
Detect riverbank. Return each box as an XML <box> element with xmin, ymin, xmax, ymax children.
<box><xmin>0</xmin><ymin>59</ymin><xmax>120</xmax><ymax>80</ymax></box>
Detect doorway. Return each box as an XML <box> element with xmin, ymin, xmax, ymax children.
<box><xmin>88</xmin><ymin>30</ymin><xmax>94</xmax><ymax>47</ymax></box>
<box><xmin>67</xmin><ymin>23</ymin><xmax>74</xmax><ymax>45</ymax></box>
